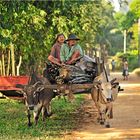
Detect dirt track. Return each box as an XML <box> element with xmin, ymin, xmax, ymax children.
<box><xmin>65</xmin><ymin>72</ymin><xmax>140</xmax><ymax>140</ymax></box>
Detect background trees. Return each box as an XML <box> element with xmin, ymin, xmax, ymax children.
<box><xmin>0</xmin><ymin>0</ymin><xmax>114</xmax><ymax>75</ymax></box>
<box><xmin>112</xmin><ymin>0</ymin><xmax>140</xmax><ymax>70</ymax></box>
<box><xmin>0</xmin><ymin>1</ymin><xmax>47</xmax><ymax>75</ymax></box>
<box><xmin>0</xmin><ymin>0</ymin><xmax>139</xmax><ymax>75</ymax></box>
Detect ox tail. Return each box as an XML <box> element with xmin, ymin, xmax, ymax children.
<box><xmin>109</xmin><ymin>108</ymin><xmax>113</xmax><ymax>119</ymax></box>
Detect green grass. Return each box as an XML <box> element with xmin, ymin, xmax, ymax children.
<box><xmin>0</xmin><ymin>95</ymin><xmax>84</xmax><ymax>140</ymax></box>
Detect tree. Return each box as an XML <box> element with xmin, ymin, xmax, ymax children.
<box><xmin>130</xmin><ymin>0</ymin><xmax>140</xmax><ymax>18</ymax></box>
<box><xmin>0</xmin><ymin>1</ymin><xmax>47</xmax><ymax>75</ymax></box>
<box><xmin>0</xmin><ymin>0</ymin><xmax>119</xmax><ymax>75</ymax></box>
<box><xmin>114</xmin><ymin>11</ymin><xmax>135</xmax><ymax>31</ymax></box>
<box><xmin>130</xmin><ymin>0</ymin><xmax>140</xmax><ymax>66</ymax></box>
<box><xmin>95</xmin><ymin>1</ymin><xmax>118</xmax><ymax>56</ymax></box>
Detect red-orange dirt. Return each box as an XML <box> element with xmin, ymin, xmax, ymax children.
<box><xmin>64</xmin><ymin>72</ymin><xmax>140</xmax><ymax>140</ymax></box>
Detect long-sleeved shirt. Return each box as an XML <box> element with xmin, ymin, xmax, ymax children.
<box><xmin>60</xmin><ymin>43</ymin><xmax>83</xmax><ymax>62</ymax></box>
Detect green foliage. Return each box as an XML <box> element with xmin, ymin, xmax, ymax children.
<box><xmin>94</xmin><ymin>1</ymin><xmax>121</xmax><ymax>55</ymax></box>
<box><xmin>114</xmin><ymin>51</ymin><xmax>138</xmax><ymax>71</ymax></box>
<box><xmin>130</xmin><ymin>0</ymin><xmax>140</xmax><ymax>18</ymax></box>
<box><xmin>34</xmin><ymin>0</ymin><xmax>105</xmax><ymax>50</ymax></box>
<box><xmin>0</xmin><ymin>1</ymin><xmax>48</xmax><ymax>72</ymax></box>
<box><xmin>108</xmin><ymin>31</ymin><xmax>124</xmax><ymax>55</ymax></box>
<box><xmin>113</xmin><ymin>10</ymin><xmax>136</xmax><ymax>56</ymax></box>
<box><xmin>0</xmin><ymin>95</ymin><xmax>84</xmax><ymax>140</ymax></box>
<box><xmin>0</xmin><ymin>0</ymin><xmax>121</xmax><ymax>73</ymax></box>
<box><xmin>128</xmin><ymin>54</ymin><xmax>138</xmax><ymax>71</ymax></box>
<box><xmin>112</xmin><ymin>0</ymin><xmax>140</xmax><ymax>70</ymax></box>
<box><xmin>114</xmin><ymin>11</ymin><xmax>135</xmax><ymax>31</ymax></box>
<box><xmin>129</xmin><ymin>23</ymin><xmax>138</xmax><ymax>50</ymax></box>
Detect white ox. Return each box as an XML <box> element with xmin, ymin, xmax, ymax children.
<box><xmin>91</xmin><ymin>70</ymin><xmax>121</xmax><ymax>128</ymax></box>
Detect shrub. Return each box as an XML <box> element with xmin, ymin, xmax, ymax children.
<box><xmin>132</xmin><ymin>68</ymin><xmax>140</xmax><ymax>76</ymax></box>
<box><xmin>111</xmin><ymin>51</ymin><xmax>139</xmax><ymax>72</ymax></box>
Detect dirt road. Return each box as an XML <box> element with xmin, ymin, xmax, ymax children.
<box><xmin>65</xmin><ymin>72</ymin><xmax>140</xmax><ymax>140</ymax></box>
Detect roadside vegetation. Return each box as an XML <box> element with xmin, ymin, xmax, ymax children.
<box><xmin>110</xmin><ymin>51</ymin><xmax>138</xmax><ymax>71</ymax></box>
<box><xmin>0</xmin><ymin>95</ymin><xmax>84</xmax><ymax>140</ymax></box>
<box><xmin>132</xmin><ymin>68</ymin><xmax>140</xmax><ymax>76</ymax></box>
<box><xmin>110</xmin><ymin>0</ymin><xmax>140</xmax><ymax>71</ymax></box>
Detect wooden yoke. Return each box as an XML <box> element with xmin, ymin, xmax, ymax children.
<box><xmin>43</xmin><ymin>82</ymin><xmax>99</xmax><ymax>95</ymax></box>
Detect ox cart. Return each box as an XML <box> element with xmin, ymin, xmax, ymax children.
<box><xmin>0</xmin><ymin>76</ymin><xmax>29</xmax><ymax>98</ymax></box>
<box><xmin>42</xmin><ymin>55</ymin><xmax>102</xmax><ymax>97</ymax></box>
<box><xmin>4</xmin><ymin>55</ymin><xmax>122</xmax><ymax>128</ymax></box>
<box><xmin>17</xmin><ymin>55</ymin><xmax>122</xmax><ymax>128</ymax></box>
<box><xmin>0</xmin><ymin>56</ymin><xmax>98</xmax><ymax>97</ymax></box>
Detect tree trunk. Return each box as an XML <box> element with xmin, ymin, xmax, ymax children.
<box><xmin>10</xmin><ymin>44</ymin><xmax>15</xmax><ymax>76</ymax></box>
<box><xmin>138</xmin><ymin>18</ymin><xmax>140</xmax><ymax>67</ymax></box>
<box><xmin>123</xmin><ymin>30</ymin><xmax>127</xmax><ymax>54</ymax></box>
<box><xmin>16</xmin><ymin>56</ymin><xmax>22</xmax><ymax>76</ymax></box>
<box><xmin>2</xmin><ymin>53</ymin><xmax>5</xmax><ymax>76</ymax></box>
<box><xmin>6</xmin><ymin>50</ymin><xmax>11</xmax><ymax>76</ymax></box>
<box><xmin>0</xmin><ymin>60</ymin><xmax>2</xmax><ymax>76</ymax></box>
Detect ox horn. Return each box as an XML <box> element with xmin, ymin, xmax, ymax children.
<box><xmin>33</xmin><ymin>81</ymin><xmax>42</xmax><ymax>87</ymax></box>
<box><xmin>36</xmin><ymin>86</ymin><xmax>45</xmax><ymax>92</ymax></box>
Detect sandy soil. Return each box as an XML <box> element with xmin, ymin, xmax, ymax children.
<box><xmin>64</xmin><ymin>72</ymin><xmax>140</xmax><ymax>140</ymax></box>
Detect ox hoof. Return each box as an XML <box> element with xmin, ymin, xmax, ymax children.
<box><xmin>28</xmin><ymin>123</ymin><xmax>32</xmax><ymax>127</ymax></box>
<box><xmin>105</xmin><ymin>124</ymin><xmax>110</xmax><ymax>128</ymax></box>
<box><xmin>47</xmin><ymin>112</ymin><xmax>53</xmax><ymax>117</ymax></box>
<box><xmin>100</xmin><ymin>121</ymin><xmax>104</xmax><ymax>125</ymax></box>
<box><xmin>97</xmin><ymin>118</ymin><xmax>100</xmax><ymax>123</ymax></box>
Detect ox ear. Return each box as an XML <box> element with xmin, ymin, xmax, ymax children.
<box><xmin>94</xmin><ymin>75</ymin><xmax>102</xmax><ymax>81</ymax></box>
<box><xmin>110</xmin><ymin>78</ymin><xmax>117</xmax><ymax>84</ymax></box>
<box><xmin>33</xmin><ymin>81</ymin><xmax>42</xmax><ymax>88</ymax></box>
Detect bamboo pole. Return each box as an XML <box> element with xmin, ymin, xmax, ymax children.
<box><xmin>10</xmin><ymin>44</ymin><xmax>15</xmax><ymax>76</ymax></box>
<box><xmin>138</xmin><ymin>18</ymin><xmax>140</xmax><ymax>66</ymax></box>
<box><xmin>16</xmin><ymin>56</ymin><xmax>22</xmax><ymax>76</ymax></box>
<box><xmin>0</xmin><ymin>60</ymin><xmax>2</xmax><ymax>76</ymax></box>
<box><xmin>123</xmin><ymin>30</ymin><xmax>126</xmax><ymax>54</ymax></box>
<box><xmin>6</xmin><ymin>50</ymin><xmax>11</xmax><ymax>76</ymax></box>
<box><xmin>2</xmin><ymin>53</ymin><xmax>5</xmax><ymax>76</ymax></box>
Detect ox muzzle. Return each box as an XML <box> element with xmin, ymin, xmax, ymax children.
<box><xmin>28</xmin><ymin>104</ymin><xmax>34</xmax><ymax>110</ymax></box>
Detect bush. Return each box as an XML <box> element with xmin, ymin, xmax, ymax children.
<box><xmin>111</xmin><ymin>51</ymin><xmax>139</xmax><ymax>72</ymax></box>
<box><xmin>132</xmin><ymin>68</ymin><xmax>140</xmax><ymax>76</ymax></box>
<box><xmin>128</xmin><ymin>55</ymin><xmax>138</xmax><ymax>71</ymax></box>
